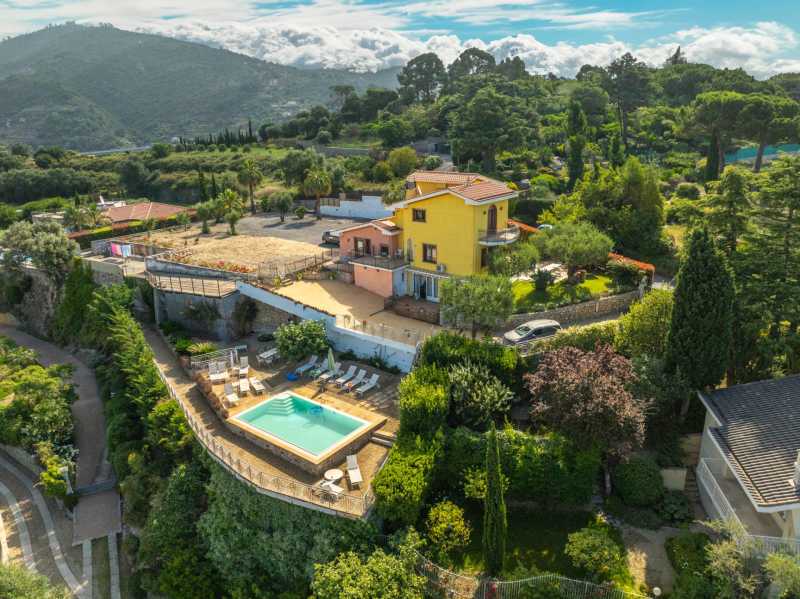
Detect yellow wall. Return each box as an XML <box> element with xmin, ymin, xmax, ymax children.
<box><xmin>394</xmin><ymin>192</ymin><xmax>509</xmax><ymax>276</ymax></box>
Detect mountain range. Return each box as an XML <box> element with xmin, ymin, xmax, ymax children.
<box><xmin>0</xmin><ymin>23</ymin><xmax>399</xmax><ymax>151</ymax></box>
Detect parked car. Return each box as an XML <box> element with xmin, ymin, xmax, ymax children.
<box><xmin>503</xmin><ymin>319</ymin><xmax>561</xmax><ymax>345</ymax></box>
<box><xmin>322</xmin><ymin>229</ymin><xmax>342</xmax><ymax>245</ymax></box>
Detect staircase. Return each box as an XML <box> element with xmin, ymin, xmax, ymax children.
<box><xmin>371</xmin><ymin>430</ymin><xmax>396</xmax><ymax>447</ymax></box>
<box><xmin>261</xmin><ymin>397</ymin><xmax>294</xmax><ymax>416</ymax></box>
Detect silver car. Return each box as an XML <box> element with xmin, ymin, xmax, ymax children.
<box><xmin>503</xmin><ymin>319</ymin><xmax>561</xmax><ymax>345</ymax></box>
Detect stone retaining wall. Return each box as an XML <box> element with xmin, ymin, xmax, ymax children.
<box><xmin>506</xmin><ymin>290</ymin><xmax>641</xmax><ymax>328</ymax></box>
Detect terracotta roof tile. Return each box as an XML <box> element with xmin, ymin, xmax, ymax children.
<box><xmin>104</xmin><ymin>202</ymin><xmax>187</xmax><ymax>224</ymax></box>
<box><xmin>407</xmin><ymin>171</ymin><xmax>481</xmax><ymax>185</ymax></box>
<box><xmin>452</xmin><ymin>180</ymin><xmax>514</xmax><ymax>202</ymax></box>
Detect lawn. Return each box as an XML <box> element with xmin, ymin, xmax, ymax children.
<box><xmin>512</xmin><ymin>274</ymin><xmax>613</xmax><ymax>313</ymax></box>
<box><xmin>455</xmin><ymin>506</ymin><xmax>595</xmax><ymax>578</ymax></box>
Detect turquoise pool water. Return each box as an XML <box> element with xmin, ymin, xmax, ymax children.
<box><xmin>234</xmin><ymin>394</ymin><xmax>367</xmax><ymax>456</ymax></box>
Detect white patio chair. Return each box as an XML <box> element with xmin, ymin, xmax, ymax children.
<box><xmin>238</xmin><ymin>356</ymin><xmax>250</xmax><ymax>378</ymax></box>
<box><xmin>209</xmin><ymin>361</ymin><xmax>229</xmax><ymax>383</ymax></box>
<box><xmin>257</xmin><ymin>348</ymin><xmax>279</xmax><ymax>366</ymax></box>
<box><xmin>343</xmin><ymin>369</ymin><xmax>366</xmax><ymax>392</ymax></box>
<box><xmin>250</xmin><ymin>378</ymin><xmax>265</xmax><ymax>394</ymax></box>
<box><xmin>224</xmin><ymin>382</ymin><xmax>239</xmax><ymax>407</ymax></box>
<box><xmin>346</xmin><ymin>454</ymin><xmax>363</xmax><ymax>489</ymax></box>
<box><xmin>320</xmin><ymin>479</ymin><xmax>343</xmax><ymax>499</ymax></box>
<box><xmin>295</xmin><ymin>355</ymin><xmax>319</xmax><ymax>375</ymax></box>
<box><xmin>318</xmin><ymin>363</ymin><xmax>342</xmax><ymax>383</ymax></box>
<box><xmin>334</xmin><ymin>365</ymin><xmax>357</xmax><ymax>387</ymax></box>
<box><xmin>238</xmin><ymin>377</ymin><xmax>250</xmax><ymax>395</ymax></box>
<box><xmin>355</xmin><ymin>373</ymin><xmax>380</xmax><ymax>396</ymax></box>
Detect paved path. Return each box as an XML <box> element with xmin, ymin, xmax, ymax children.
<box><xmin>0</xmin><ymin>479</ymin><xmax>34</xmax><ymax>569</ymax></box>
<box><xmin>0</xmin><ymin>324</ymin><xmax>122</xmax><ymax>543</ymax></box>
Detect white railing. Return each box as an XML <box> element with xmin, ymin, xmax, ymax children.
<box><xmin>335</xmin><ymin>314</ymin><xmax>433</xmax><ymax>348</ymax></box>
<box><xmin>152</xmin><ymin>359</ymin><xmax>374</xmax><ymax>518</ymax></box>
<box><xmin>188</xmin><ymin>345</ymin><xmax>247</xmax><ymax>370</ymax></box>
<box><xmin>697</xmin><ymin>458</ymin><xmax>800</xmax><ymax>557</ymax></box>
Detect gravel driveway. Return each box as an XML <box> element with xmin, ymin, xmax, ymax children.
<box><xmin>235</xmin><ymin>214</ymin><xmax>367</xmax><ymax>246</ymax></box>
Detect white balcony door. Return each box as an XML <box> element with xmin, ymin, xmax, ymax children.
<box><xmin>413</xmin><ymin>273</ymin><xmax>439</xmax><ymax>302</ymax></box>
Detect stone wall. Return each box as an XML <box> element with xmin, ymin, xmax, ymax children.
<box><xmin>11</xmin><ymin>268</ymin><xmax>59</xmax><ymax>338</ymax></box>
<box><xmin>506</xmin><ymin>290</ymin><xmax>641</xmax><ymax>328</ymax></box>
<box><xmin>154</xmin><ymin>289</ymin><xmax>242</xmax><ymax>341</ymax></box>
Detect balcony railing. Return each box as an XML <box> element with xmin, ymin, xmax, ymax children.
<box><xmin>342</xmin><ymin>250</ymin><xmax>409</xmax><ymax>270</ymax></box>
<box><xmin>478</xmin><ymin>224</ymin><xmax>520</xmax><ymax>245</ymax></box>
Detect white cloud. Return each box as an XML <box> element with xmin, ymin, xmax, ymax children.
<box><xmin>142</xmin><ymin>20</ymin><xmax>799</xmax><ymax>79</ymax></box>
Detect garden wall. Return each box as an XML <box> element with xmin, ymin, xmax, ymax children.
<box><xmin>154</xmin><ymin>288</ymin><xmax>241</xmax><ymax>341</ymax></box>
<box><xmin>320</xmin><ymin>195</ymin><xmax>392</xmax><ymax>220</ymax></box>
<box><xmin>506</xmin><ymin>290</ymin><xmax>641</xmax><ymax>328</ymax></box>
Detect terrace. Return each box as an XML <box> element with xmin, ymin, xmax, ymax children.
<box><xmin>147</xmin><ymin>327</ymin><xmax>399</xmax><ymax>518</ymax></box>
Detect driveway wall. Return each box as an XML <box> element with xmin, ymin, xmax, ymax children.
<box><xmin>321</xmin><ymin>195</ymin><xmax>392</xmax><ymax>220</ymax></box>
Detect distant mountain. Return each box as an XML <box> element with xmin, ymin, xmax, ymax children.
<box><xmin>0</xmin><ymin>24</ymin><xmax>400</xmax><ymax>151</ymax></box>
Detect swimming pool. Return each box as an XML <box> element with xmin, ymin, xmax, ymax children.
<box><xmin>233</xmin><ymin>393</ymin><xmax>368</xmax><ymax>457</ymax></box>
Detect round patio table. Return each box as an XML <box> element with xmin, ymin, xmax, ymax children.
<box><xmin>324</xmin><ymin>468</ymin><xmax>344</xmax><ymax>482</ymax></box>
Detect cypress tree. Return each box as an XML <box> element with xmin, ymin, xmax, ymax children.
<box><xmin>482</xmin><ymin>425</ymin><xmax>507</xmax><ymax>577</ymax></box>
<box><xmin>609</xmin><ymin>130</ymin><xmax>625</xmax><ymax>167</ymax></box>
<box><xmin>198</xmin><ymin>171</ymin><xmax>209</xmax><ymax>202</ymax></box>
<box><xmin>666</xmin><ymin>227</ymin><xmax>734</xmax><ymax>396</ymax></box>
<box><xmin>566</xmin><ymin>134</ymin><xmax>586</xmax><ymax>191</ymax></box>
<box><xmin>210</xmin><ymin>173</ymin><xmax>219</xmax><ymax>198</ymax></box>
<box><xmin>705</xmin><ymin>133</ymin><xmax>720</xmax><ymax>182</ymax></box>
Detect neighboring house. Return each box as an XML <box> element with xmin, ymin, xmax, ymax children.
<box><xmin>338</xmin><ymin>171</ymin><xmax>520</xmax><ymax>302</ymax></box>
<box><xmin>697</xmin><ymin>375</ymin><xmax>800</xmax><ymax>547</ymax></box>
<box><xmin>102</xmin><ymin>201</ymin><xmax>187</xmax><ymax>225</ymax></box>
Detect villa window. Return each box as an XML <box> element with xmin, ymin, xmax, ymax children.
<box><xmin>423</xmin><ymin>243</ymin><xmax>437</xmax><ymax>264</ymax></box>
<box><xmin>379</xmin><ymin>244</ymin><xmax>389</xmax><ymax>257</ymax></box>
<box><xmin>413</xmin><ymin>209</ymin><xmax>426</xmax><ymax>222</ymax></box>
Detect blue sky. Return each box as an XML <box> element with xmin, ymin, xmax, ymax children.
<box><xmin>2</xmin><ymin>0</ymin><xmax>799</xmax><ymax>76</ymax></box>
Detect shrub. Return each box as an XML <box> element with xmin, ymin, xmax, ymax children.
<box><xmin>448</xmin><ymin>362</ymin><xmax>513</xmax><ymax>430</ymax></box>
<box><xmin>535</xmin><ymin>321</ymin><xmax>619</xmax><ymax>354</ymax></box>
<box><xmin>658</xmin><ymin>490</ymin><xmax>693</xmax><ymax>525</ymax></box>
<box><xmin>614</xmin><ymin>455</ymin><xmax>665</xmax><ymax>507</ymax></box>
<box><xmin>605</xmin><ymin>496</ymin><xmax>663</xmax><ymax>529</ymax></box>
<box><xmin>675</xmin><ymin>182</ymin><xmax>701</xmax><ymax>200</ymax></box>
<box><xmin>397</xmin><ymin>366</ymin><xmax>449</xmax><ymax>438</ymax></box>
<box><xmin>315</xmin><ymin>130</ymin><xmax>332</xmax><ymax>145</ymax></box>
<box><xmin>423</xmin><ymin>155</ymin><xmax>442</xmax><ymax>170</ymax></box>
<box><xmin>425</xmin><ymin>500</ymin><xmax>471</xmax><ymax>564</ymax></box>
<box><xmin>665</xmin><ymin>198</ymin><xmax>704</xmax><ymax>225</ymax></box>
<box><xmin>173</xmin><ymin>337</ymin><xmax>192</xmax><ymax>355</ymax></box>
<box><xmin>294</xmin><ymin>206</ymin><xmax>306</xmax><ymax>219</ymax></box>
<box><xmin>605</xmin><ymin>260</ymin><xmax>643</xmax><ymax>288</ymax></box>
<box><xmin>387</xmin><ymin>147</ymin><xmax>418</xmax><ymax>178</ymax></box>
<box><xmin>533</xmin><ymin>269</ymin><xmax>552</xmax><ymax>292</ymax></box>
<box><xmin>187</xmin><ymin>342</ymin><xmax>216</xmax><ymax>356</ymax></box>
<box><xmin>565</xmin><ymin>521</ymin><xmax>625</xmax><ymax>582</ymax></box>
<box><xmin>274</xmin><ymin>320</ymin><xmax>328</xmax><ymax>362</ymax></box>
<box><xmin>372</xmin><ymin>435</ymin><xmax>441</xmax><ymax>528</ymax></box>
<box><xmin>665</xmin><ymin>531</ymin><xmax>710</xmax><ymax>575</ymax></box>
<box><xmin>371</xmin><ymin>160</ymin><xmax>393</xmax><ymax>182</ymax></box>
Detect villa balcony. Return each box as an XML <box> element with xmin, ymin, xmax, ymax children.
<box><xmin>345</xmin><ymin>251</ymin><xmax>409</xmax><ymax>271</ymax></box>
<box><xmin>478</xmin><ymin>224</ymin><xmax>520</xmax><ymax>246</ymax></box>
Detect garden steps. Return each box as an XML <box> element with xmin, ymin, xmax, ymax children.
<box><xmin>370</xmin><ymin>435</ymin><xmax>394</xmax><ymax>448</ymax></box>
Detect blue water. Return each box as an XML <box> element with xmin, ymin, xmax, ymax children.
<box><xmin>235</xmin><ymin>394</ymin><xmax>366</xmax><ymax>455</ymax></box>
<box><xmin>725</xmin><ymin>143</ymin><xmax>800</xmax><ymax>163</ymax></box>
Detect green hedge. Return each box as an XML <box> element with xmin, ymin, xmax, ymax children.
<box><xmin>665</xmin><ymin>531</ymin><xmax>710</xmax><ymax>575</ymax></box>
<box><xmin>613</xmin><ymin>455</ymin><xmax>665</xmax><ymax>507</ymax></box>
<box><xmin>437</xmin><ymin>427</ymin><xmax>600</xmax><ymax>507</ymax></box>
<box><xmin>534</xmin><ymin>321</ymin><xmax>618</xmax><ymax>354</ymax></box>
<box><xmin>372</xmin><ymin>435</ymin><xmax>442</xmax><ymax>528</ymax></box>
<box><xmin>397</xmin><ymin>366</ymin><xmax>449</xmax><ymax>438</ymax></box>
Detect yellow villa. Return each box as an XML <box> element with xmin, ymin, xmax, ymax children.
<box><xmin>338</xmin><ymin>171</ymin><xmax>520</xmax><ymax>303</ymax></box>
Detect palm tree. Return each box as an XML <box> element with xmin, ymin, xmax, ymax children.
<box><xmin>303</xmin><ymin>169</ymin><xmax>332</xmax><ymax>220</ymax></box>
<box><xmin>226</xmin><ymin>209</ymin><xmax>242</xmax><ymax>235</ymax></box>
<box><xmin>218</xmin><ymin>189</ymin><xmax>244</xmax><ymax>214</ymax></box>
<box><xmin>142</xmin><ymin>217</ymin><xmax>157</xmax><ymax>239</ymax></box>
<box><xmin>195</xmin><ymin>201</ymin><xmax>213</xmax><ymax>234</ymax></box>
<box><xmin>238</xmin><ymin>158</ymin><xmax>263</xmax><ymax>214</ymax></box>
<box><xmin>63</xmin><ymin>205</ymin><xmax>88</xmax><ymax>231</ymax></box>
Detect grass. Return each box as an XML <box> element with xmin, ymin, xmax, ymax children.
<box><xmin>512</xmin><ymin>274</ymin><xmax>613</xmax><ymax>313</ymax></box>
<box><xmin>455</xmin><ymin>506</ymin><xmax>595</xmax><ymax>578</ymax></box>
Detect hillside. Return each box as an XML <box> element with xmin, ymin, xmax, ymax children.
<box><xmin>0</xmin><ymin>24</ymin><xmax>399</xmax><ymax>151</ymax></box>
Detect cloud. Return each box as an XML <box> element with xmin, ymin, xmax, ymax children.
<box><xmin>142</xmin><ymin>20</ymin><xmax>799</xmax><ymax>79</ymax></box>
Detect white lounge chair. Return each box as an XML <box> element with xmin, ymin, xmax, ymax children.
<box><xmin>208</xmin><ymin>362</ymin><xmax>229</xmax><ymax>383</ymax></box>
<box><xmin>343</xmin><ymin>369</ymin><xmax>366</xmax><ymax>392</ymax></box>
<box><xmin>224</xmin><ymin>382</ymin><xmax>239</xmax><ymax>407</ymax></box>
<box><xmin>320</xmin><ymin>480</ymin><xmax>344</xmax><ymax>499</ymax></box>
<box><xmin>295</xmin><ymin>355</ymin><xmax>319</xmax><ymax>375</ymax></box>
<box><xmin>318</xmin><ymin>363</ymin><xmax>342</xmax><ymax>383</ymax></box>
<box><xmin>250</xmin><ymin>378</ymin><xmax>265</xmax><ymax>394</ymax></box>
<box><xmin>334</xmin><ymin>365</ymin><xmax>357</xmax><ymax>387</ymax></box>
<box><xmin>355</xmin><ymin>373</ymin><xmax>380</xmax><ymax>396</ymax></box>
<box><xmin>238</xmin><ymin>377</ymin><xmax>250</xmax><ymax>395</ymax></box>
<box><xmin>257</xmin><ymin>348</ymin><xmax>279</xmax><ymax>366</ymax></box>
<box><xmin>237</xmin><ymin>356</ymin><xmax>250</xmax><ymax>378</ymax></box>
<box><xmin>346</xmin><ymin>454</ymin><xmax>363</xmax><ymax>489</ymax></box>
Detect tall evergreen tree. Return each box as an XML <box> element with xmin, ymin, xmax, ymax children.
<box><xmin>566</xmin><ymin>135</ymin><xmax>586</xmax><ymax>192</ymax></box>
<box><xmin>705</xmin><ymin>133</ymin><xmax>721</xmax><ymax>182</ymax></box>
<box><xmin>609</xmin><ymin>130</ymin><xmax>625</xmax><ymax>167</ymax></box>
<box><xmin>707</xmin><ymin>166</ymin><xmax>751</xmax><ymax>258</ymax></box>
<box><xmin>666</xmin><ymin>228</ymin><xmax>734</xmax><ymax>395</ymax></box>
<box><xmin>197</xmin><ymin>171</ymin><xmax>209</xmax><ymax>203</ymax></box>
<box><xmin>482</xmin><ymin>425</ymin><xmax>507</xmax><ymax>577</ymax></box>
<box><xmin>210</xmin><ymin>173</ymin><xmax>219</xmax><ymax>198</ymax></box>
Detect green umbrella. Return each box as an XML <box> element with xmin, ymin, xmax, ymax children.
<box><xmin>327</xmin><ymin>347</ymin><xmax>335</xmax><ymax>373</ymax></box>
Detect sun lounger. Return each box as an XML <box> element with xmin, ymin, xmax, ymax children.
<box><xmin>238</xmin><ymin>377</ymin><xmax>250</xmax><ymax>395</ymax></box>
<box><xmin>295</xmin><ymin>355</ymin><xmax>319</xmax><ymax>375</ymax></box>
<box><xmin>318</xmin><ymin>363</ymin><xmax>342</xmax><ymax>383</ymax></box>
<box><xmin>346</xmin><ymin>454</ymin><xmax>363</xmax><ymax>488</ymax></box>
<box><xmin>237</xmin><ymin>356</ymin><xmax>249</xmax><ymax>377</ymax></box>
<box><xmin>320</xmin><ymin>480</ymin><xmax>344</xmax><ymax>498</ymax></box>
<box><xmin>257</xmin><ymin>348</ymin><xmax>279</xmax><ymax>366</ymax></box>
<box><xmin>224</xmin><ymin>382</ymin><xmax>239</xmax><ymax>407</ymax></box>
<box><xmin>250</xmin><ymin>377</ymin><xmax>265</xmax><ymax>394</ymax></box>
<box><xmin>309</xmin><ymin>361</ymin><xmax>329</xmax><ymax>378</ymax></box>
<box><xmin>208</xmin><ymin>361</ymin><xmax>229</xmax><ymax>383</ymax></box>
<box><xmin>355</xmin><ymin>373</ymin><xmax>380</xmax><ymax>396</ymax></box>
<box><xmin>343</xmin><ymin>369</ymin><xmax>366</xmax><ymax>392</ymax></box>
<box><xmin>334</xmin><ymin>365</ymin><xmax>357</xmax><ymax>387</ymax></box>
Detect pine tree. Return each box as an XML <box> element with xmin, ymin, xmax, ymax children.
<box><xmin>483</xmin><ymin>425</ymin><xmax>507</xmax><ymax>577</ymax></box>
<box><xmin>666</xmin><ymin>228</ymin><xmax>734</xmax><ymax>396</ymax></box>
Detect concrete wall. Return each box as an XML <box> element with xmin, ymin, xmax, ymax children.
<box><xmin>146</xmin><ymin>255</ymin><xmax>254</xmax><ymax>282</ymax></box>
<box><xmin>353</xmin><ymin>264</ymin><xmax>394</xmax><ymax>298</ymax></box>
<box><xmin>154</xmin><ymin>288</ymin><xmax>241</xmax><ymax>341</ymax></box>
<box><xmin>321</xmin><ymin>195</ymin><xmax>393</xmax><ymax>220</ymax></box>
<box><xmin>506</xmin><ymin>290</ymin><xmax>641</xmax><ymax>328</ymax></box>
<box><xmin>237</xmin><ymin>282</ymin><xmax>416</xmax><ymax>372</ymax></box>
